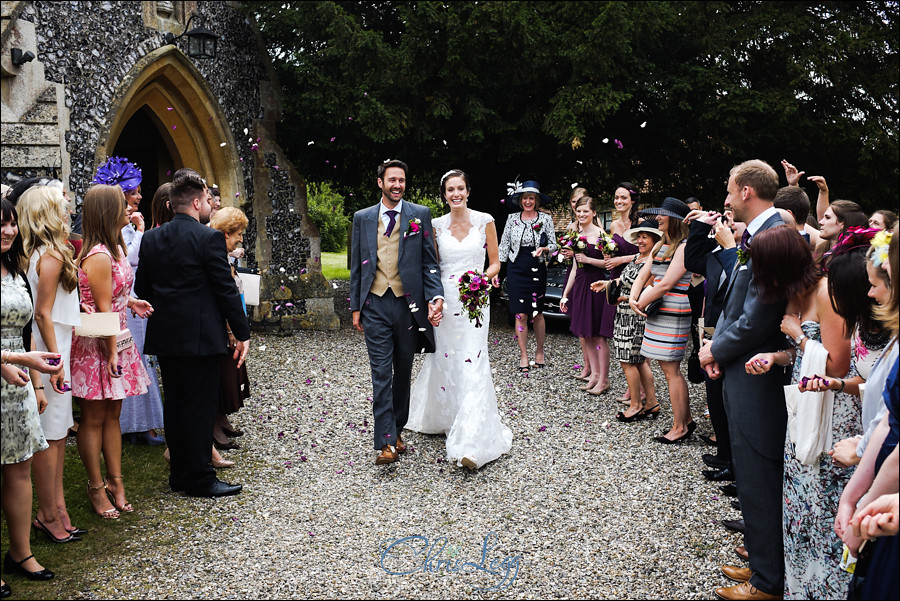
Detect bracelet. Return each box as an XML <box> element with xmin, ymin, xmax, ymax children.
<box><xmin>34</xmin><ymin>386</ymin><xmax>45</xmax><ymax>390</ymax></box>
<box><xmin>836</xmin><ymin>379</ymin><xmax>845</xmax><ymax>393</ymax></box>
<box><xmin>1</xmin><ymin>350</ymin><xmax>8</xmax><ymax>364</ymax></box>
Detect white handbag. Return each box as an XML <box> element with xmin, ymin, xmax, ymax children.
<box><xmin>73</xmin><ymin>312</ymin><xmax>120</xmax><ymax>337</ymax></box>
<box><xmin>784</xmin><ymin>338</ymin><xmax>833</xmax><ymax>466</ymax></box>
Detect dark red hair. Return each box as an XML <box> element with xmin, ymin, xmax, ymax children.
<box><xmin>749</xmin><ymin>225</ymin><xmax>820</xmax><ymax>304</ymax></box>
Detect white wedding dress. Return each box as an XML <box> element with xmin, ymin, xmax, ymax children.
<box><xmin>406</xmin><ymin>210</ymin><xmax>513</xmax><ymax>468</ymax></box>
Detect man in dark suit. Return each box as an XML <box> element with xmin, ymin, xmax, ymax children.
<box><xmin>349</xmin><ymin>160</ymin><xmax>443</xmax><ymax>465</ymax></box>
<box><xmin>700</xmin><ymin>160</ymin><xmax>786</xmax><ymax>601</ymax></box>
<box><xmin>135</xmin><ymin>170</ymin><xmax>250</xmax><ymax>497</ymax></box>
<box><xmin>684</xmin><ymin>209</ymin><xmax>740</xmax><ymax>480</ymax></box>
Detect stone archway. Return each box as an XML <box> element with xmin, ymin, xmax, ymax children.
<box><xmin>94</xmin><ymin>46</ymin><xmax>244</xmax><ymax>205</ymax></box>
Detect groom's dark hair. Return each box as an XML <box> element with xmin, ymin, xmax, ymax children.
<box><xmin>377</xmin><ymin>159</ymin><xmax>408</xmax><ymax>181</ymax></box>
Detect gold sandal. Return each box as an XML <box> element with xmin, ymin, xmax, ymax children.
<box><xmin>104</xmin><ymin>476</ymin><xmax>134</xmax><ymax>513</ymax></box>
<box><xmin>87</xmin><ymin>481</ymin><xmax>120</xmax><ymax>519</ymax></box>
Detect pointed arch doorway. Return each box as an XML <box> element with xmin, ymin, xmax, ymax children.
<box><xmin>95</xmin><ymin>46</ymin><xmax>244</xmax><ymax>216</ymax></box>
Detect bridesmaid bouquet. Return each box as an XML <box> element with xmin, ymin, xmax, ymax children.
<box><xmin>598</xmin><ymin>232</ymin><xmax>618</xmax><ymax>256</ymax></box>
<box><xmin>554</xmin><ymin>231</ymin><xmax>588</xmax><ymax>267</ymax></box>
<box><xmin>457</xmin><ymin>270</ymin><xmax>491</xmax><ymax>327</ymax></box>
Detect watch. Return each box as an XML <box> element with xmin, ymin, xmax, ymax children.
<box><xmin>794</xmin><ymin>334</ymin><xmax>807</xmax><ymax>345</ymax></box>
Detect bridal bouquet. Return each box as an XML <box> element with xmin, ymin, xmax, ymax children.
<box><xmin>457</xmin><ymin>270</ymin><xmax>491</xmax><ymax>327</ymax></box>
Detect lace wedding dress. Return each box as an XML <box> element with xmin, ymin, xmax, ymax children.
<box><xmin>406</xmin><ymin>210</ymin><xmax>513</xmax><ymax>468</ymax></box>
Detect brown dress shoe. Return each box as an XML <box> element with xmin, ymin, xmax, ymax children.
<box><xmin>735</xmin><ymin>545</ymin><xmax>749</xmax><ymax>560</ymax></box>
<box><xmin>721</xmin><ymin>564</ymin><xmax>752</xmax><ymax>582</ymax></box>
<box><xmin>375</xmin><ymin>445</ymin><xmax>398</xmax><ymax>465</ymax></box>
<box><xmin>715</xmin><ymin>581</ymin><xmax>782</xmax><ymax>600</ymax></box>
<box><xmin>396</xmin><ymin>435</ymin><xmax>406</xmax><ymax>454</ymax></box>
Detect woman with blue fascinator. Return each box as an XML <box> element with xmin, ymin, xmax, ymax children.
<box><xmin>93</xmin><ymin>157</ymin><xmax>166</xmax><ymax>447</ymax></box>
<box><xmin>498</xmin><ymin>180</ymin><xmax>558</xmax><ymax>372</ymax></box>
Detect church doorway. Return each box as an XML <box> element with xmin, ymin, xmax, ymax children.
<box><xmin>112</xmin><ymin>107</ymin><xmax>175</xmax><ymax>218</ymax></box>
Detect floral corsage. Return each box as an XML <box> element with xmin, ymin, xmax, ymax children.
<box><xmin>405</xmin><ymin>218</ymin><xmax>422</xmax><ymax>237</ymax></box>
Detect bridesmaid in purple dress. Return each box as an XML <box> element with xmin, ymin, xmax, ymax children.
<box><xmin>605</xmin><ymin>183</ymin><xmax>642</xmax><ymax>402</ymax></box>
<box><xmin>561</xmin><ymin>195</ymin><xmax>614</xmax><ymax>395</ymax></box>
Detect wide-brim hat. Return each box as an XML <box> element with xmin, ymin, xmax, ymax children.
<box><xmin>507</xmin><ymin>180</ymin><xmax>552</xmax><ymax>208</ymax></box>
<box><xmin>640</xmin><ymin>196</ymin><xmax>689</xmax><ymax>220</ymax></box>
<box><xmin>624</xmin><ymin>219</ymin><xmax>663</xmax><ymax>244</ymax></box>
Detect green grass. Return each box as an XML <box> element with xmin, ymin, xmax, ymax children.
<box><xmin>0</xmin><ymin>439</ymin><xmax>172</xmax><ymax>599</ymax></box>
<box><xmin>321</xmin><ymin>251</ymin><xmax>350</xmax><ymax>281</ymax></box>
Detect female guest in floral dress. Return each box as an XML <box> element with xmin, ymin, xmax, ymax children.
<box><xmin>498</xmin><ymin>180</ymin><xmax>557</xmax><ymax>372</ymax></box>
<box><xmin>592</xmin><ymin>219</ymin><xmax>662</xmax><ymax>421</ymax></box>
<box><xmin>71</xmin><ymin>185</ymin><xmax>151</xmax><ymax>519</ymax></box>
<box><xmin>745</xmin><ymin>226</ymin><xmax>860</xmax><ymax>599</ymax></box>
<box><xmin>18</xmin><ymin>185</ymin><xmax>84</xmax><ymax>543</ymax></box>
<box><xmin>630</xmin><ymin>198</ymin><xmax>694</xmax><ymax>443</ymax></box>
<box><xmin>2</xmin><ymin>197</ymin><xmax>58</xmax><ymax>587</ymax></box>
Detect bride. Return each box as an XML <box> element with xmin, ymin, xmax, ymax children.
<box><xmin>406</xmin><ymin>169</ymin><xmax>513</xmax><ymax>469</ymax></box>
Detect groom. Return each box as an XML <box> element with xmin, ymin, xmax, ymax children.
<box><xmin>350</xmin><ymin>160</ymin><xmax>444</xmax><ymax>465</ymax></box>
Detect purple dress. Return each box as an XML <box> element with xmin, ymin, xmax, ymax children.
<box><xmin>598</xmin><ymin>234</ymin><xmax>638</xmax><ymax>337</ymax></box>
<box><xmin>569</xmin><ymin>244</ymin><xmax>610</xmax><ymax>338</ymax></box>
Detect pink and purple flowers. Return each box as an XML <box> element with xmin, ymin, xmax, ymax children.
<box><xmin>457</xmin><ymin>270</ymin><xmax>491</xmax><ymax>327</ymax></box>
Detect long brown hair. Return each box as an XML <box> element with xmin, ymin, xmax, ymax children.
<box><xmin>655</xmin><ymin>216</ymin><xmax>689</xmax><ymax>260</ymax></box>
<box><xmin>78</xmin><ymin>184</ymin><xmax>126</xmax><ymax>262</ymax></box>
<box><xmin>750</xmin><ymin>225</ymin><xmax>820</xmax><ymax>304</ymax></box>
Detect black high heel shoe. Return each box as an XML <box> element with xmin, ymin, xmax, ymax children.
<box><xmin>32</xmin><ymin>518</ymin><xmax>82</xmax><ymax>543</ymax></box>
<box><xmin>652</xmin><ymin>421</ymin><xmax>696</xmax><ymax>444</ymax></box>
<box><xmin>3</xmin><ymin>552</ymin><xmax>54</xmax><ymax>581</ymax></box>
<box><xmin>616</xmin><ymin>408</ymin><xmax>644</xmax><ymax>423</ymax></box>
<box><xmin>642</xmin><ymin>405</ymin><xmax>661</xmax><ymax>419</ymax></box>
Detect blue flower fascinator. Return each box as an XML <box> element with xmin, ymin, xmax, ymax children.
<box><xmin>93</xmin><ymin>156</ymin><xmax>142</xmax><ymax>192</ymax></box>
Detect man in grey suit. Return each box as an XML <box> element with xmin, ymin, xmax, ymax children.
<box><xmin>349</xmin><ymin>160</ymin><xmax>443</xmax><ymax>465</ymax></box>
<box><xmin>700</xmin><ymin>160</ymin><xmax>786</xmax><ymax>601</ymax></box>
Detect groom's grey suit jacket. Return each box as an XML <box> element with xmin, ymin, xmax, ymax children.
<box><xmin>349</xmin><ymin>200</ymin><xmax>443</xmax><ymax>353</ymax></box>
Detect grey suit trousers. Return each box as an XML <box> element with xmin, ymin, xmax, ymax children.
<box><xmin>361</xmin><ymin>291</ymin><xmax>415</xmax><ymax>450</ymax></box>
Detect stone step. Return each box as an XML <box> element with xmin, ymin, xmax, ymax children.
<box><xmin>1</xmin><ymin>122</ymin><xmax>58</xmax><ymax>145</ymax></box>
<box><xmin>20</xmin><ymin>98</ymin><xmax>58</xmax><ymax>124</ymax></box>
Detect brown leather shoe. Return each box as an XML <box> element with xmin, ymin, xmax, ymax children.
<box><xmin>735</xmin><ymin>545</ymin><xmax>749</xmax><ymax>560</ymax></box>
<box><xmin>715</xmin><ymin>581</ymin><xmax>781</xmax><ymax>600</ymax></box>
<box><xmin>396</xmin><ymin>435</ymin><xmax>406</xmax><ymax>454</ymax></box>
<box><xmin>721</xmin><ymin>564</ymin><xmax>752</xmax><ymax>582</ymax></box>
<box><xmin>375</xmin><ymin>445</ymin><xmax>398</xmax><ymax>465</ymax></box>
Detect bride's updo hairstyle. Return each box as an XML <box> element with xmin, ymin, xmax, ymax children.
<box><xmin>440</xmin><ymin>169</ymin><xmax>470</xmax><ymax>200</ymax></box>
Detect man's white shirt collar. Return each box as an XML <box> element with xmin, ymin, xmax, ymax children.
<box><xmin>746</xmin><ymin>205</ymin><xmax>778</xmax><ymax>238</ymax></box>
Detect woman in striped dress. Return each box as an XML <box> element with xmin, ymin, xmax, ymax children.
<box><xmin>629</xmin><ymin>197</ymin><xmax>694</xmax><ymax>444</ymax></box>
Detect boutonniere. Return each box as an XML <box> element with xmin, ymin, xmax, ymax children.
<box><xmin>737</xmin><ymin>245</ymin><xmax>750</xmax><ymax>265</ymax></box>
<box><xmin>405</xmin><ymin>218</ymin><xmax>422</xmax><ymax>237</ymax></box>
<box><xmin>532</xmin><ymin>222</ymin><xmax>542</xmax><ymax>232</ymax></box>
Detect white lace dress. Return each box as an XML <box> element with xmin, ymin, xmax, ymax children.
<box><xmin>406</xmin><ymin>210</ymin><xmax>513</xmax><ymax>468</ymax></box>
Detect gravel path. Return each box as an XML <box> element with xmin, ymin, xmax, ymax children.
<box><xmin>78</xmin><ymin>282</ymin><xmax>744</xmax><ymax>599</ymax></box>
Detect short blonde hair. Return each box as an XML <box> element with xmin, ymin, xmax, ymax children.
<box><xmin>210</xmin><ymin>206</ymin><xmax>248</xmax><ymax>235</ymax></box>
<box><xmin>730</xmin><ymin>160</ymin><xmax>779</xmax><ymax>201</ymax></box>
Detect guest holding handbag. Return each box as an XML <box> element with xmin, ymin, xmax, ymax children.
<box><xmin>629</xmin><ymin>197</ymin><xmax>694</xmax><ymax>444</ymax></box>
<box><xmin>17</xmin><ymin>185</ymin><xmax>85</xmax><ymax>542</ymax></box>
<box><xmin>71</xmin><ymin>184</ymin><xmax>151</xmax><ymax>518</ymax></box>
<box><xmin>498</xmin><ymin>180</ymin><xmax>557</xmax><ymax>372</ymax></box>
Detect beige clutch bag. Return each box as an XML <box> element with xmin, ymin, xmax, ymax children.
<box><xmin>73</xmin><ymin>312</ymin><xmax>120</xmax><ymax>337</ymax></box>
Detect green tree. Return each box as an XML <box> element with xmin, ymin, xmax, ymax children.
<box><xmin>306</xmin><ymin>182</ymin><xmax>351</xmax><ymax>251</ymax></box>
<box><xmin>249</xmin><ymin>1</ymin><xmax>898</xmax><ymax>213</ymax></box>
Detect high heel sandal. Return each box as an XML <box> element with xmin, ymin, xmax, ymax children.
<box><xmin>616</xmin><ymin>408</ymin><xmax>645</xmax><ymax>423</ymax></box>
<box><xmin>87</xmin><ymin>481</ymin><xmax>119</xmax><ymax>519</ymax></box>
<box><xmin>3</xmin><ymin>552</ymin><xmax>53</xmax><ymax>581</ymax></box>
<box><xmin>104</xmin><ymin>476</ymin><xmax>134</xmax><ymax>513</ymax></box>
<box><xmin>652</xmin><ymin>420</ymin><xmax>696</xmax><ymax>444</ymax></box>
<box><xmin>32</xmin><ymin>518</ymin><xmax>81</xmax><ymax>543</ymax></box>
<box><xmin>642</xmin><ymin>404</ymin><xmax>661</xmax><ymax>419</ymax></box>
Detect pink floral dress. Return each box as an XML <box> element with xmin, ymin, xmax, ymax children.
<box><xmin>71</xmin><ymin>244</ymin><xmax>149</xmax><ymax>400</ymax></box>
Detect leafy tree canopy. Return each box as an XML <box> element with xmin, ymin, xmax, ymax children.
<box><xmin>247</xmin><ymin>1</ymin><xmax>898</xmax><ymax>215</ymax></box>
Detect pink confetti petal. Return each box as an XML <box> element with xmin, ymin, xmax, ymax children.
<box><xmin>166</xmin><ymin>107</ymin><xmax>174</xmax><ymax>111</ymax></box>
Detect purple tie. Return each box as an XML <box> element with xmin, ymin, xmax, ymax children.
<box><xmin>740</xmin><ymin>229</ymin><xmax>750</xmax><ymax>249</ymax></box>
<box><xmin>385</xmin><ymin>210</ymin><xmax>398</xmax><ymax>237</ymax></box>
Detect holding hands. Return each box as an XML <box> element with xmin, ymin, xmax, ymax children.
<box><xmin>850</xmin><ymin>493</ymin><xmax>900</xmax><ymax>541</ymax></box>
<box><xmin>428</xmin><ymin>299</ymin><xmax>444</xmax><ymax>327</ymax></box>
